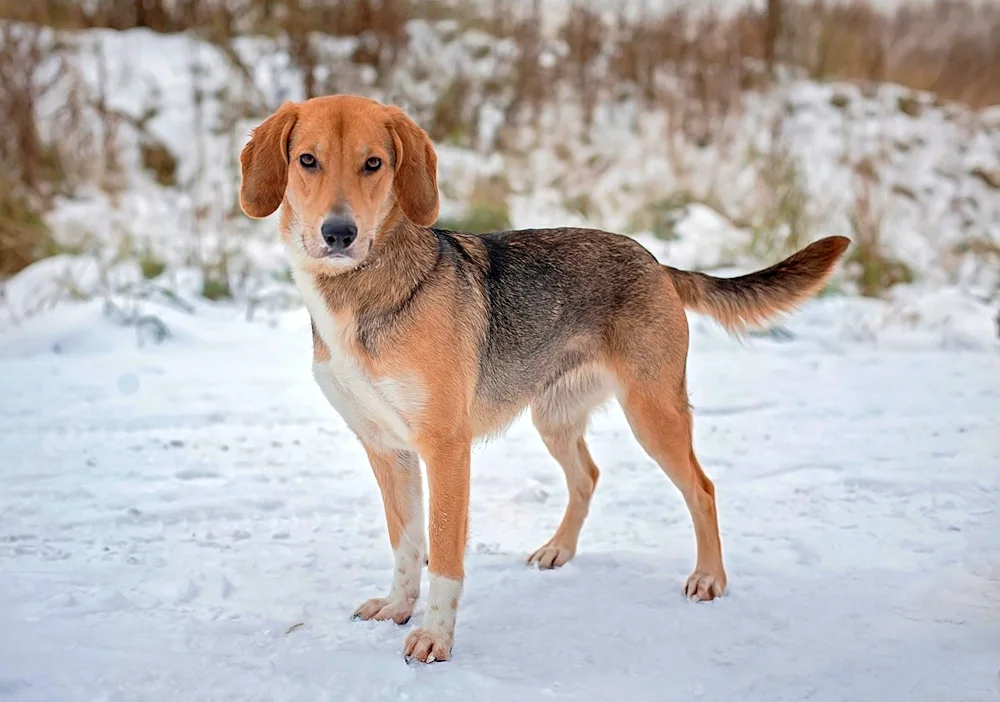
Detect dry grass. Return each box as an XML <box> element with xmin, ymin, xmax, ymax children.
<box><xmin>0</xmin><ymin>21</ymin><xmax>119</xmax><ymax>276</ymax></box>
<box><xmin>0</xmin><ymin>186</ymin><xmax>50</xmax><ymax>277</ymax></box>
<box><xmin>846</xmin><ymin>167</ymin><xmax>914</xmax><ymax>298</ymax></box>
<box><xmin>0</xmin><ymin>25</ymin><xmax>47</xmax><ymax>192</ymax></box>
<box><xmin>0</xmin><ymin>23</ymin><xmax>55</xmax><ymax>276</ymax></box>
<box><xmin>2</xmin><ymin>0</ymin><xmax>997</xmax><ymax>109</ymax></box>
<box><xmin>773</xmin><ymin>0</ymin><xmax>1000</xmax><ymax>107</ymax></box>
<box><xmin>0</xmin><ymin>0</ymin><xmax>423</xmax><ymax>104</ymax></box>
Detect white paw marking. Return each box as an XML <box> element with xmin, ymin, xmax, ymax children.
<box><xmin>403</xmin><ymin>574</ymin><xmax>462</xmax><ymax>663</ymax></box>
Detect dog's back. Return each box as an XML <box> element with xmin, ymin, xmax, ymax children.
<box><xmin>437</xmin><ymin>227</ymin><xmax>663</xmax><ymax>405</ymax></box>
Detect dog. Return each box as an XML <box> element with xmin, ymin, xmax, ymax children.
<box><xmin>238</xmin><ymin>94</ymin><xmax>849</xmax><ymax>663</ymax></box>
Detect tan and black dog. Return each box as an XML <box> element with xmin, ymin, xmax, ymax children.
<box><xmin>239</xmin><ymin>94</ymin><xmax>849</xmax><ymax>663</ymax></box>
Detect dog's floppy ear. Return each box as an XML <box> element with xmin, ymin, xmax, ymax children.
<box><xmin>239</xmin><ymin>102</ymin><xmax>298</xmax><ymax>219</ymax></box>
<box><xmin>387</xmin><ymin>106</ymin><xmax>439</xmax><ymax>227</ymax></box>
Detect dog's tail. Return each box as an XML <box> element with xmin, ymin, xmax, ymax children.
<box><xmin>664</xmin><ymin>236</ymin><xmax>850</xmax><ymax>335</ymax></box>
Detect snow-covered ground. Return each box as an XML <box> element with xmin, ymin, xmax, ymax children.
<box><xmin>1</xmin><ymin>298</ymin><xmax>998</xmax><ymax>701</ymax></box>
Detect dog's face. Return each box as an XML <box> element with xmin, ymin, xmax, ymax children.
<box><xmin>238</xmin><ymin>95</ymin><xmax>439</xmax><ymax>274</ymax></box>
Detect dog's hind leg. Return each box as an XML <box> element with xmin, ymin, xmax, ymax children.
<box><xmin>527</xmin><ymin>368</ymin><xmax>612</xmax><ymax>569</ymax></box>
<box><xmin>616</xmin><ymin>369</ymin><xmax>727</xmax><ymax>601</ymax></box>
<box><xmin>527</xmin><ymin>417</ymin><xmax>599</xmax><ymax>569</ymax></box>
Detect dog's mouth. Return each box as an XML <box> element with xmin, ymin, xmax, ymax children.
<box><xmin>323</xmin><ymin>250</ymin><xmax>354</xmax><ymax>261</ymax></box>
<box><xmin>301</xmin><ymin>233</ymin><xmax>373</xmax><ymax>265</ymax></box>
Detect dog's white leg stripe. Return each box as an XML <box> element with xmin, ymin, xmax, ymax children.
<box><xmin>422</xmin><ymin>574</ymin><xmax>463</xmax><ymax>633</ymax></box>
<box><xmin>353</xmin><ymin>459</ymin><xmax>426</xmax><ymax>624</ymax></box>
<box><xmin>389</xmin><ymin>500</ymin><xmax>425</xmax><ymax>603</ymax></box>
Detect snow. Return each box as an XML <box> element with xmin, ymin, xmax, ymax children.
<box><xmin>1</xmin><ymin>299</ymin><xmax>998</xmax><ymax>701</ymax></box>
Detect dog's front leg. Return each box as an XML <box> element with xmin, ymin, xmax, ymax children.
<box><xmin>353</xmin><ymin>446</ymin><xmax>426</xmax><ymax>625</ymax></box>
<box><xmin>403</xmin><ymin>428</ymin><xmax>471</xmax><ymax>663</ymax></box>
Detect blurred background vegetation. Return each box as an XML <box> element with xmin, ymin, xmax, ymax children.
<box><xmin>1</xmin><ymin>0</ymin><xmax>998</xmax><ymax>313</ymax></box>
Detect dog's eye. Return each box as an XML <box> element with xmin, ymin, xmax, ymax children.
<box><xmin>299</xmin><ymin>153</ymin><xmax>317</xmax><ymax>169</ymax></box>
<box><xmin>364</xmin><ymin>156</ymin><xmax>382</xmax><ymax>173</ymax></box>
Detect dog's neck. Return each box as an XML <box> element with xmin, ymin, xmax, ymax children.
<box><xmin>309</xmin><ymin>218</ymin><xmax>439</xmax><ymax>322</ymax></box>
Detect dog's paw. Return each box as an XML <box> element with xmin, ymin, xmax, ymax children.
<box><xmin>403</xmin><ymin>627</ymin><xmax>453</xmax><ymax>663</ymax></box>
<box><xmin>526</xmin><ymin>542</ymin><xmax>575</xmax><ymax>569</ymax></box>
<box><xmin>684</xmin><ymin>570</ymin><xmax>727</xmax><ymax>601</ymax></box>
<box><xmin>352</xmin><ymin>597</ymin><xmax>414</xmax><ymax>625</ymax></box>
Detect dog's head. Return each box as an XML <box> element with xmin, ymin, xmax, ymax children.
<box><xmin>239</xmin><ymin>95</ymin><xmax>439</xmax><ymax>274</ymax></box>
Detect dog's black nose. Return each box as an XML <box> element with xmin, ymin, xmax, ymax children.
<box><xmin>321</xmin><ymin>217</ymin><xmax>357</xmax><ymax>251</ymax></box>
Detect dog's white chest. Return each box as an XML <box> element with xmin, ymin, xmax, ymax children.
<box><xmin>295</xmin><ymin>274</ymin><xmax>421</xmax><ymax>452</ymax></box>
<box><xmin>312</xmin><ymin>358</ymin><xmax>417</xmax><ymax>452</ymax></box>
